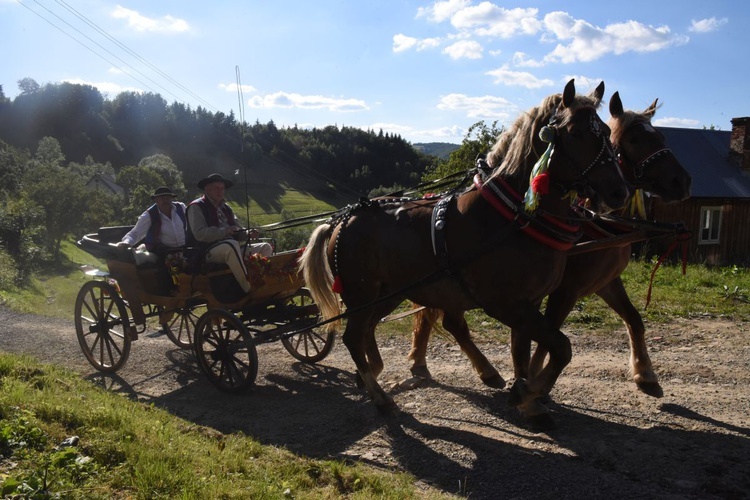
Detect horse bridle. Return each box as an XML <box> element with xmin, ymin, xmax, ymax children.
<box><xmin>618</xmin><ymin>147</ymin><xmax>675</xmax><ymax>182</ymax></box>
<box><xmin>549</xmin><ymin>109</ymin><xmax>617</xmax><ymax>196</ymax></box>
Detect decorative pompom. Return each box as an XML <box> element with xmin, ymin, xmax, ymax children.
<box><xmin>531</xmin><ymin>173</ymin><xmax>550</xmax><ymax>195</ymax></box>
<box><xmin>332</xmin><ymin>275</ymin><xmax>344</xmax><ymax>294</ymax></box>
<box><xmin>539</xmin><ymin>126</ymin><xmax>555</xmax><ymax>143</ymax></box>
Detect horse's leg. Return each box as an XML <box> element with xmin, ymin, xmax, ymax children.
<box><xmin>491</xmin><ymin>304</ymin><xmax>572</xmax><ymax>429</ymax></box>
<box><xmin>356</xmin><ymin>299</ymin><xmax>403</xmax><ymax>388</ymax></box>
<box><xmin>596</xmin><ymin>277</ymin><xmax>663</xmax><ymax>397</ymax></box>
<box><xmin>528</xmin><ymin>291</ymin><xmax>579</xmax><ymax>378</ymax></box>
<box><xmin>441</xmin><ymin>310</ymin><xmax>505</xmax><ymax>388</ymax></box>
<box><xmin>408</xmin><ymin>306</ymin><xmax>442</xmax><ymax>379</ymax></box>
<box><xmin>510</xmin><ymin>328</ymin><xmax>532</xmax><ymax>380</ymax></box>
<box><xmin>342</xmin><ymin>309</ymin><xmax>398</xmax><ymax>413</ymax></box>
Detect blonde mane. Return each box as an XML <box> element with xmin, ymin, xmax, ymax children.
<box><xmin>486</xmin><ymin>91</ymin><xmax>602</xmax><ymax>185</ymax></box>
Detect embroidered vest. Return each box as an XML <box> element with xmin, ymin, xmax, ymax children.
<box><xmin>144</xmin><ymin>202</ymin><xmax>186</xmax><ymax>250</ymax></box>
<box><xmin>186</xmin><ymin>196</ymin><xmax>235</xmax><ymax>246</ymax></box>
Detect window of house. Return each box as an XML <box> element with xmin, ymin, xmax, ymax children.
<box><xmin>699</xmin><ymin>206</ymin><xmax>722</xmax><ymax>244</ymax></box>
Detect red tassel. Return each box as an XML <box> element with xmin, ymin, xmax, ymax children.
<box><xmin>531</xmin><ymin>173</ymin><xmax>550</xmax><ymax>195</ymax></box>
<box><xmin>332</xmin><ymin>275</ymin><xmax>344</xmax><ymax>294</ymax></box>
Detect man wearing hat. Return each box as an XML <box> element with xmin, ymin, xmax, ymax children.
<box><xmin>187</xmin><ymin>173</ymin><xmax>272</xmax><ymax>295</ymax></box>
<box><xmin>119</xmin><ymin>186</ymin><xmax>187</xmax><ymax>264</ymax></box>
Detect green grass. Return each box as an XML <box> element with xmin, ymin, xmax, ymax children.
<box><xmin>0</xmin><ymin>354</ymin><xmax>444</xmax><ymax>499</ymax></box>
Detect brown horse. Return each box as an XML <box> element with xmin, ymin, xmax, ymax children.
<box><xmin>300</xmin><ymin>79</ymin><xmax>629</xmax><ymax>428</ymax></box>
<box><xmin>408</xmin><ymin>91</ymin><xmax>691</xmax><ymax>401</ymax></box>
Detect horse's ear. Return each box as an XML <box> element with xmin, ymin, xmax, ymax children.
<box><xmin>593</xmin><ymin>81</ymin><xmax>605</xmax><ymax>104</ymax></box>
<box><xmin>644</xmin><ymin>98</ymin><xmax>659</xmax><ymax>118</ymax></box>
<box><xmin>609</xmin><ymin>91</ymin><xmax>624</xmax><ymax>117</ymax></box>
<box><xmin>562</xmin><ymin>79</ymin><xmax>575</xmax><ymax>108</ymax></box>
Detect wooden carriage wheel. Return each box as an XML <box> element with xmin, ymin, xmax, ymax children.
<box><xmin>161</xmin><ymin>298</ymin><xmax>208</xmax><ymax>349</ymax></box>
<box><xmin>74</xmin><ymin>280</ymin><xmax>132</xmax><ymax>372</ymax></box>
<box><xmin>280</xmin><ymin>288</ymin><xmax>335</xmax><ymax>363</ymax></box>
<box><xmin>193</xmin><ymin>309</ymin><xmax>258</xmax><ymax>392</ymax></box>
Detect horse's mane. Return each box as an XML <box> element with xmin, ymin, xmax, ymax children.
<box><xmin>486</xmin><ymin>91</ymin><xmax>602</xmax><ymax>183</ymax></box>
<box><xmin>608</xmin><ymin>107</ymin><xmax>654</xmax><ymax>148</ymax></box>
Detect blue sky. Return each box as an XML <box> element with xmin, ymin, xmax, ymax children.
<box><xmin>2</xmin><ymin>0</ymin><xmax>747</xmax><ymax>144</ymax></box>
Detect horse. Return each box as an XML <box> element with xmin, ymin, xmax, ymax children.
<box><xmin>407</xmin><ymin>91</ymin><xmax>692</xmax><ymax>402</ymax></box>
<box><xmin>300</xmin><ymin>79</ymin><xmax>629</xmax><ymax>429</ymax></box>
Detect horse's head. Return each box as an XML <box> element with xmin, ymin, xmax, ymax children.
<box><xmin>543</xmin><ymin>79</ymin><xmax>629</xmax><ymax>213</ymax></box>
<box><xmin>609</xmin><ymin>91</ymin><xmax>691</xmax><ymax>203</ymax></box>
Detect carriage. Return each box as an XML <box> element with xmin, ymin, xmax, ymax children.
<box><xmin>74</xmin><ymin>225</ymin><xmax>334</xmax><ymax>393</ymax></box>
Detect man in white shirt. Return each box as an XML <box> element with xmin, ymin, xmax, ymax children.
<box><xmin>119</xmin><ymin>186</ymin><xmax>187</xmax><ymax>263</ymax></box>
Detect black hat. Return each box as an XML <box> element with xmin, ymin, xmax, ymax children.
<box><xmin>197</xmin><ymin>173</ymin><xmax>233</xmax><ymax>189</ymax></box>
<box><xmin>151</xmin><ymin>186</ymin><xmax>177</xmax><ymax>198</ymax></box>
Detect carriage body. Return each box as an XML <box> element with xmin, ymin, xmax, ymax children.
<box><xmin>74</xmin><ymin>226</ymin><xmax>333</xmax><ymax>392</ymax></box>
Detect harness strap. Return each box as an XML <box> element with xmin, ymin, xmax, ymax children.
<box><xmin>474</xmin><ymin>175</ymin><xmax>582</xmax><ymax>251</ymax></box>
<box><xmin>430</xmin><ymin>195</ymin><xmax>453</xmax><ymax>261</ymax></box>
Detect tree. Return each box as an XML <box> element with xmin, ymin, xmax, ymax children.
<box><xmin>17</xmin><ymin>77</ymin><xmax>40</xmax><ymax>95</ymax></box>
<box><xmin>422</xmin><ymin>120</ymin><xmax>503</xmax><ymax>183</ymax></box>
<box><xmin>137</xmin><ymin>154</ymin><xmax>186</xmax><ymax>199</ymax></box>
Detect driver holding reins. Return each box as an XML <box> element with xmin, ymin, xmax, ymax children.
<box><xmin>186</xmin><ymin>173</ymin><xmax>272</xmax><ymax>295</ymax></box>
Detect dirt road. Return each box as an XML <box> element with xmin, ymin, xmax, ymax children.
<box><xmin>1</xmin><ymin>306</ymin><xmax>748</xmax><ymax>499</ymax></box>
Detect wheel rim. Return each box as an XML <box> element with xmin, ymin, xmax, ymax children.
<box><xmin>163</xmin><ymin>301</ymin><xmax>207</xmax><ymax>349</ymax></box>
<box><xmin>195</xmin><ymin>310</ymin><xmax>257</xmax><ymax>392</ymax></box>
<box><xmin>74</xmin><ymin>281</ymin><xmax>131</xmax><ymax>372</ymax></box>
<box><xmin>281</xmin><ymin>288</ymin><xmax>334</xmax><ymax>363</ymax></box>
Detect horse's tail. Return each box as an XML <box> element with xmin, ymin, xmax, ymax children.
<box><xmin>299</xmin><ymin>223</ymin><xmax>341</xmax><ymax>332</ymax></box>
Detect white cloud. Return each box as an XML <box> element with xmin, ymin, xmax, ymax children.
<box><xmin>247</xmin><ymin>92</ymin><xmax>369</xmax><ymax>112</ymax></box>
<box><xmin>538</xmin><ymin>12</ymin><xmax>689</xmax><ymax>65</ymax></box>
<box><xmin>393</xmin><ymin>34</ymin><xmax>441</xmax><ymax>52</ymax></box>
<box><xmin>451</xmin><ymin>5</ymin><xmax>541</xmax><ymax>38</ymax></box>
<box><xmin>485</xmin><ymin>66</ymin><xmax>554</xmax><ymax>88</ymax></box>
<box><xmin>689</xmin><ymin>17</ymin><xmax>728</xmax><ymax>33</ymax></box>
<box><xmin>219</xmin><ymin>83</ymin><xmax>256</xmax><ymax>93</ymax></box>
<box><xmin>512</xmin><ymin>51</ymin><xmax>544</xmax><ymax>68</ymax></box>
<box><xmin>62</xmin><ymin>78</ymin><xmax>140</xmax><ymax>95</ymax></box>
<box><xmin>111</xmin><ymin>5</ymin><xmax>190</xmax><ymax>34</ymax></box>
<box><xmin>653</xmin><ymin>117</ymin><xmax>701</xmax><ymax>128</ymax></box>
<box><xmin>562</xmin><ymin>74</ymin><xmax>604</xmax><ymax>94</ymax></box>
<box><xmin>393</xmin><ymin>33</ymin><xmax>418</xmax><ymax>52</ymax></box>
<box><xmin>437</xmin><ymin>93</ymin><xmax>516</xmax><ymax>119</ymax></box>
<box><xmin>417</xmin><ymin>0</ymin><xmax>471</xmax><ymax>23</ymax></box>
<box><xmin>443</xmin><ymin>40</ymin><xmax>483</xmax><ymax>59</ymax></box>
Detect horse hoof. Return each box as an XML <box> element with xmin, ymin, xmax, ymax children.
<box><xmin>410</xmin><ymin>365</ymin><xmax>433</xmax><ymax>380</ymax></box>
<box><xmin>637</xmin><ymin>381</ymin><xmax>664</xmax><ymax>398</ymax></box>
<box><xmin>481</xmin><ymin>373</ymin><xmax>506</xmax><ymax>389</ymax></box>
<box><xmin>507</xmin><ymin>378</ymin><xmax>529</xmax><ymax>407</ymax></box>
<box><xmin>526</xmin><ymin>412</ymin><xmax>557</xmax><ymax>432</ymax></box>
<box><xmin>376</xmin><ymin>400</ymin><xmax>401</xmax><ymax>416</ymax></box>
<box><xmin>536</xmin><ymin>393</ymin><xmax>552</xmax><ymax>405</ymax></box>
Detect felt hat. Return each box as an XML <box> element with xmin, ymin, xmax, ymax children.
<box><xmin>197</xmin><ymin>173</ymin><xmax>233</xmax><ymax>189</ymax></box>
<box><xmin>151</xmin><ymin>186</ymin><xmax>177</xmax><ymax>198</ymax></box>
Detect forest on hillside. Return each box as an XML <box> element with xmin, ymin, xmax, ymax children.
<box><xmin>0</xmin><ymin>79</ymin><xmax>435</xmax><ymax>196</ymax></box>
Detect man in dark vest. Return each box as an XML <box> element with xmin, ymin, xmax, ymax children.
<box><xmin>186</xmin><ymin>173</ymin><xmax>272</xmax><ymax>294</ymax></box>
<box><xmin>119</xmin><ymin>186</ymin><xmax>187</xmax><ymax>264</ymax></box>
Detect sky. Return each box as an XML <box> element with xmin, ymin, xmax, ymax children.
<box><xmin>1</xmin><ymin>0</ymin><xmax>748</xmax><ymax>144</ymax></box>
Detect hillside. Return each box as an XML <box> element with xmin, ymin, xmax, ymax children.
<box><xmin>413</xmin><ymin>142</ymin><xmax>459</xmax><ymax>159</ymax></box>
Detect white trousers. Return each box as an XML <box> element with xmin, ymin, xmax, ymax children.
<box><xmin>204</xmin><ymin>240</ymin><xmax>273</xmax><ymax>293</ymax></box>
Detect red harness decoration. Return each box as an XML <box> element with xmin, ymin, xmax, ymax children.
<box><xmin>474</xmin><ymin>174</ymin><xmax>581</xmax><ymax>251</ymax></box>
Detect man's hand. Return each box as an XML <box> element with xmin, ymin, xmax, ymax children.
<box><xmin>116</xmin><ymin>241</ymin><xmax>130</xmax><ymax>248</ymax></box>
<box><xmin>247</xmin><ymin>228</ymin><xmax>261</xmax><ymax>239</ymax></box>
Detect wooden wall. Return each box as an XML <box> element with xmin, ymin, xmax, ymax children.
<box><xmin>649</xmin><ymin>198</ymin><xmax>750</xmax><ymax>266</ymax></box>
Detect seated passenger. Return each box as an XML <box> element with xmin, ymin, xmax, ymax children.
<box><xmin>118</xmin><ymin>186</ymin><xmax>187</xmax><ymax>265</ymax></box>
<box><xmin>186</xmin><ymin>173</ymin><xmax>272</xmax><ymax>294</ymax></box>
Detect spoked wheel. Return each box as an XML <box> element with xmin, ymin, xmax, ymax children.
<box><xmin>74</xmin><ymin>280</ymin><xmax>131</xmax><ymax>372</ymax></box>
<box><xmin>281</xmin><ymin>288</ymin><xmax>335</xmax><ymax>363</ymax></box>
<box><xmin>194</xmin><ymin>309</ymin><xmax>258</xmax><ymax>393</ymax></box>
<box><xmin>162</xmin><ymin>299</ymin><xmax>207</xmax><ymax>349</ymax></box>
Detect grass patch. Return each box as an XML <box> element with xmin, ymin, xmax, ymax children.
<box><xmin>0</xmin><ymin>354</ymin><xmax>446</xmax><ymax>499</ymax></box>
